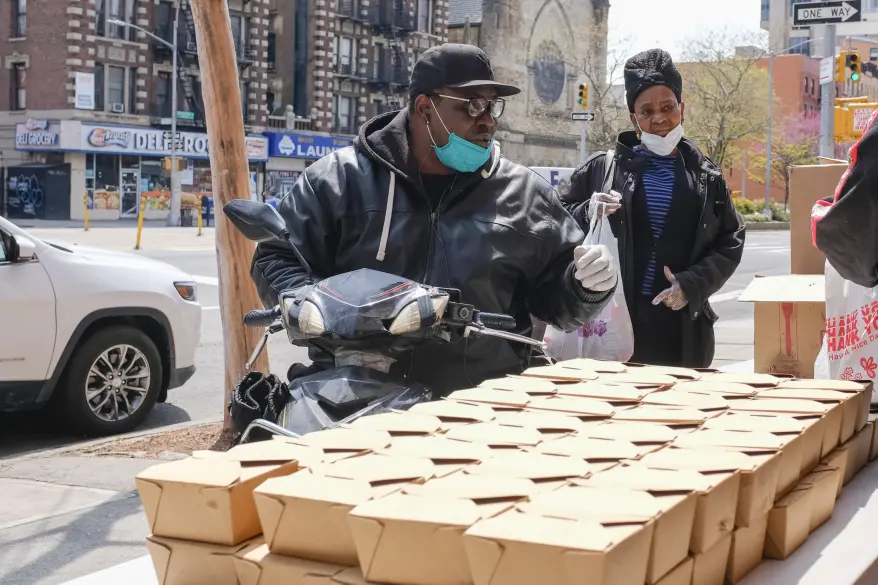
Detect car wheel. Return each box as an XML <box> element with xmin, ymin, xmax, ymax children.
<box><xmin>60</xmin><ymin>325</ymin><xmax>164</xmax><ymax>436</ymax></box>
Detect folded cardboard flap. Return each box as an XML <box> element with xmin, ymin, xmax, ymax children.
<box><xmin>525</xmin><ymin>396</ymin><xmax>616</xmax><ymax>417</ymax></box>
<box><xmin>479</xmin><ymin>376</ymin><xmax>558</xmax><ymax>395</ymax></box>
<box><xmin>642</xmin><ymin>390</ymin><xmax>730</xmax><ymax>411</ymax></box>
<box><xmin>612</xmin><ymin>405</ymin><xmax>709</xmax><ymax>425</ymax></box>
<box><xmin>561</xmin><ymin>358</ymin><xmax>629</xmax><ymax>373</ymax></box>
<box><xmin>466</xmin><ymin>450</ymin><xmax>591</xmax><ymax>481</ymax></box>
<box><xmin>593</xmin><ymin>371</ymin><xmax>679</xmax><ymax>386</ymax></box>
<box><xmin>491</xmin><ymin>410</ymin><xmax>586</xmax><ymax>432</ymax></box>
<box><xmin>292</xmin><ymin>428</ymin><xmax>394</xmax><ymax>453</ymax></box>
<box><xmin>310</xmin><ymin>454</ymin><xmax>435</xmax><ymax>484</ymax></box>
<box><xmin>536</xmin><ymin>435</ymin><xmax>650</xmax><ymax>461</ymax></box>
<box><xmin>462</xmin><ymin>510</ymin><xmax>653</xmax><ymax>585</ymax></box>
<box><xmin>520</xmin><ymin>364</ymin><xmax>600</xmax><ymax>381</ymax></box>
<box><xmin>729</xmin><ymin>398</ymin><xmax>830</xmax><ymax>415</ymax></box>
<box><xmin>407</xmin><ymin>399</ymin><xmax>496</xmax><ymax>423</ymax></box>
<box><xmin>691</xmin><ymin>532</ymin><xmax>732</xmax><ymax>585</ymax></box>
<box><xmin>554</xmin><ymin>382</ymin><xmax>654</xmax><ymax>402</ymax></box>
<box><xmin>655</xmin><ymin>557</ymin><xmax>693</xmax><ymax>585</ymax></box>
<box><xmin>192</xmin><ymin>441</ymin><xmax>323</xmax><ymax>468</ymax></box>
<box><xmin>726</xmin><ymin>514</ymin><xmax>769</xmax><ymax>585</ymax></box>
<box><xmin>233</xmin><ymin>543</ymin><xmax>348</xmax><ymax>585</ymax></box>
<box><xmin>673</xmin><ymin>429</ymin><xmax>786</xmax><ymax>451</ymax></box>
<box><xmin>522</xmin><ymin>485</ymin><xmax>663</xmax><ymax>523</ymax></box>
<box><xmin>696</xmin><ymin>372</ymin><xmax>781</xmax><ymax>387</ymax></box>
<box><xmin>379</xmin><ymin>435</ymin><xmax>494</xmax><ymax>463</ymax></box>
<box><xmin>820</xmin><ymin>448</ymin><xmax>850</xmax><ymax>497</ymax></box>
<box><xmin>838</xmin><ymin>423</ymin><xmax>873</xmax><ymax>485</ymax></box>
<box><xmin>671</xmin><ymin>381</ymin><xmax>759</xmax><ymax>397</ymax></box>
<box><xmin>702</xmin><ymin>413</ymin><xmax>805</xmax><ymax>434</ymax></box>
<box><xmin>798</xmin><ymin>464</ymin><xmax>841</xmax><ymax>531</ymax></box>
<box><xmin>624</xmin><ymin>364</ymin><xmax>703</xmax><ymax>380</ymax></box>
<box><xmin>404</xmin><ymin>473</ymin><xmax>539</xmax><ymax>503</ymax></box>
<box><xmin>146</xmin><ymin>534</ymin><xmax>260</xmax><ymax>585</ymax></box>
<box><xmin>582</xmin><ymin>464</ymin><xmax>717</xmax><ymax>494</ymax></box>
<box><xmin>444</xmin><ymin>422</ymin><xmax>544</xmax><ymax>447</ymax></box>
<box><xmin>446</xmin><ymin>388</ymin><xmax>531</xmax><ymax>409</ymax></box>
<box><xmin>344</xmin><ymin>412</ymin><xmax>443</xmax><ymax>435</ymax></box>
<box><xmin>638</xmin><ymin>448</ymin><xmax>758</xmax><ymax>474</ymax></box>
<box><xmin>764</xmin><ymin>485</ymin><xmax>812</xmax><ymax>560</ymax></box>
<box><xmin>580</xmin><ymin>421</ymin><xmax>679</xmax><ymax>444</ymax></box>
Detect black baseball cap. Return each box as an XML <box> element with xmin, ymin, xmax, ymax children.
<box><xmin>409</xmin><ymin>43</ymin><xmax>521</xmax><ymax>100</ymax></box>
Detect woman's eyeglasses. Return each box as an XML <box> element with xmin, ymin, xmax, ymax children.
<box><xmin>432</xmin><ymin>94</ymin><xmax>506</xmax><ymax>119</ymax></box>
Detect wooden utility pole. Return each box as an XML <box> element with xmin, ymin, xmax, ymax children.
<box><xmin>190</xmin><ymin>0</ymin><xmax>270</xmax><ymax>431</ymax></box>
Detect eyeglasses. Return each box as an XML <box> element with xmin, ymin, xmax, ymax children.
<box><xmin>432</xmin><ymin>94</ymin><xmax>506</xmax><ymax>119</ymax></box>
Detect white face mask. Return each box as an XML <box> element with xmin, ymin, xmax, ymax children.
<box><xmin>638</xmin><ymin>121</ymin><xmax>684</xmax><ymax>156</ymax></box>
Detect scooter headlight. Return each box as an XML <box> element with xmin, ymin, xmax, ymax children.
<box><xmin>388</xmin><ymin>297</ymin><xmax>448</xmax><ymax>335</ymax></box>
<box><xmin>297</xmin><ymin>300</ymin><xmax>325</xmax><ymax>335</ymax></box>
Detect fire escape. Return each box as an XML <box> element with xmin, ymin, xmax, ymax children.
<box><xmin>150</xmin><ymin>0</ymin><xmax>203</xmax><ymax>127</ymax></box>
<box><xmin>365</xmin><ymin>0</ymin><xmax>416</xmax><ymax>112</ymax></box>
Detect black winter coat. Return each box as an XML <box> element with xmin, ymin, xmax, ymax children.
<box><xmin>250</xmin><ymin>110</ymin><xmax>612</xmax><ymax>394</ymax></box>
<box><xmin>562</xmin><ymin>131</ymin><xmax>745</xmax><ymax>367</ymax></box>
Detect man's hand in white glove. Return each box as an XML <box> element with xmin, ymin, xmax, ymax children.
<box><xmin>652</xmin><ymin>266</ymin><xmax>689</xmax><ymax>311</ymax></box>
<box><xmin>587</xmin><ymin>190</ymin><xmax>622</xmax><ymax>218</ymax></box>
<box><xmin>574</xmin><ymin>245</ymin><xmax>617</xmax><ymax>293</ymax></box>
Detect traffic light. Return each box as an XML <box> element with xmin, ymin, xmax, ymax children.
<box><xmin>835</xmin><ymin>51</ymin><xmax>847</xmax><ymax>83</ymax></box>
<box><xmin>847</xmin><ymin>51</ymin><xmax>862</xmax><ymax>83</ymax></box>
<box><xmin>578</xmin><ymin>83</ymin><xmax>588</xmax><ymax>111</ymax></box>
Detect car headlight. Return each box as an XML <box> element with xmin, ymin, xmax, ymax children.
<box><xmin>174</xmin><ymin>282</ymin><xmax>197</xmax><ymax>302</ymax></box>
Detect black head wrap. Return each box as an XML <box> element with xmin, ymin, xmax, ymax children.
<box><xmin>624</xmin><ymin>49</ymin><xmax>682</xmax><ymax>112</ymax></box>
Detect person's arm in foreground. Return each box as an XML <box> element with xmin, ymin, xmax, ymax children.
<box><xmin>812</xmin><ymin>113</ymin><xmax>878</xmax><ymax>288</ymax></box>
<box><xmin>527</xmin><ymin>193</ymin><xmax>615</xmax><ymax>332</ymax></box>
<box><xmin>251</xmin><ymin>167</ymin><xmax>336</xmax><ymax>308</ymax></box>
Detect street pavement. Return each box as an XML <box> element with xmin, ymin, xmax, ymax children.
<box><xmin>0</xmin><ymin>222</ymin><xmax>792</xmax><ymax>585</ymax></box>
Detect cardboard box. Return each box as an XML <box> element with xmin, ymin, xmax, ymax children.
<box><xmin>739</xmin><ymin>275</ymin><xmax>825</xmax><ymax>379</ymax></box>
<box><xmin>673</xmin><ymin>428</ymin><xmax>802</xmax><ymax>498</ymax></box>
<box><xmin>764</xmin><ymin>483</ymin><xmax>812</xmax><ymax>560</ymax></box>
<box><xmin>580</xmin><ymin>421</ymin><xmax>680</xmax><ymax>445</ymax></box>
<box><xmin>491</xmin><ymin>410</ymin><xmax>586</xmax><ymax>434</ymax></box>
<box><xmin>233</xmin><ymin>543</ymin><xmax>365</xmax><ymax>585</ymax></box>
<box><xmin>637</xmin><ymin>447</ymin><xmax>780</xmax><ymax>529</ymax></box>
<box><xmin>694</xmin><ymin>372</ymin><xmax>781</xmax><ymax>387</ymax></box>
<box><xmin>136</xmin><ymin>449</ymin><xmax>301</xmax><ymax>545</ymax></box>
<box><xmin>691</xmin><ymin>533</ymin><xmax>732</xmax><ymax>585</ymax></box>
<box><xmin>535</xmin><ymin>435</ymin><xmax>655</xmax><ymax>463</ymax></box>
<box><xmin>623</xmin><ymin>364</ymin><xmax>703</xmax><ymax>380</ymax></box>
<box><xmin>348</xmin><ymin>475</ymin><xmax>537</xmax><ymax>585</ymax></box>
<box><xmin>755</xmin><ymin>388</ymin><xmax>859</xmax><ymax>444</ymax></box>
<box><xmin>728</xmin><ymin>398</ymin><xmax>839</xmax><ymax>460</ymax></box>
<box><xmin>583</xmin><ymin>465</ymin><xmax>741</xmax><ymax>554</ymax></box>
<box><xmin>611</xmin><ymin>405</ymin><xmax>710</xmax><ymax>426</ymax></box>
<box><xmin>521</xmin><ymin>484</ymin><xmax>695</xmax><ymax>584</ymax></box>
<box><xmin>520</xmin><ymin>364</ymin><xmax>599</xmax><ymax>382</ymax></box>
<box><xmin>671</xmin><ymin>381</ymin><xmax>759</xmax><ymax>398</ymax></box>
<box><xmin>446</xmin><ymin>388</ymin><xmax>531</xmax><ymax>410</ymax></box>
<box><xmin>726</xmin><ymin>514</ymin><xmax>768</xmax><ymax>584</ymax></box>
<box><xmin>192</xmin><ymin>441</ymin><xmax>329</xmax><ymax>469</ymax></box>
<box><xmin>641</xmin><ymin>390</ymin><xmax>730</xmax><ymax>412</ymax></box>
<box><xmin>820</xmin><ymin>448</ymin><xmax>850</xmax><ymax>497</ymax></box>
<box><xmin>871</xmin><ymin>415</ymin><xmax>878</xmax><ymax>461</ymax></box>
<box><xmin>407</xmin><ymin>400</ymin><xmax>496</xmax><ymax>427</ymax></box>
<box><xmin>292</xmin><ymin>428</ymin><xmax>394</xmax><ymax>456</ymax></box>
<box><xmin>788</xmin><ymin>163</ymin><xmax>846</xmax><ymax>275</ymax></box>
<box><xmin>654</xmin><ymin>557</ymin><xmax>693</xmax><ymax>585</ymax></box>
<box><xmin>252</xmin><ymin>455</ymin><xmax>436</xmax><ymax>565</ymax></box>
<box><xmin>345</xmin><ymin>412</ymin><xmax>443</xmax><ymax>436</ymax></box>
<box><xmin>838</xmin><ymin>422</ymin><xmax>873</xmax><ymax>485</ymax></box>
<box><xmin>562</xmin><ymin>358</ymin><xmax>628</xmax><ymax>373</ymax></box>
<box><xmin>146</xmin><ymin>535</ymin><xmax>260</xmax><ymax>585</ymax></box>
<box><xmin>379</xmin><ymin>435</ymin><xmax>494</xmax><ymax>477</ymax></box>
<box><xmin>553</xmin><ymin>382</ymin><xmax>655</xmax><ymax>403</ymax></box>
<box><xmin>799</xmin><ymin>464</ymin><xmax>841</xmax><ymax>531</ymax></box>
<box><xmin>525</xmin><ymin>396</ymin><xmax>616</xmax><ymax>419</ymax></box>
<box><xmin>479</xmin><ymin>376</ymin><xmax>558</xmax><ymax>396</ymax></box>
<box><xmin>465</xmin><ymin>451</ymin><xmax>592</xmax><ymax>489</ymax></box>
<box><xmin>593</xmin><ymin>371</ymin><xmax>679</xmax><ymax>386</ymax></box>
<box><xmin>462</xmin><ymin>510</ymin><xmax>653</xmax><ymax>585</ymax></box>
<box><xmin>444</xmin><ymin>422</ymin><xmax>544</xmax><ymax>449</ymax></box>
<box><xmin>777</xmin><ymin>379</ymin><xmax>872</xmax><ymax>432</ymax></box>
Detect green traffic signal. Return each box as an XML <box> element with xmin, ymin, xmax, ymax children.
<box><xmin>852</xmin><ymin>72</ymin><xmax>861</xmax><ymax>81</ymax></box>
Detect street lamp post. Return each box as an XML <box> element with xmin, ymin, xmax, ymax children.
<box><xmin>109</xmin><ymin>0</ymin><xmax>182</xmax><ymax>227</ymax></box>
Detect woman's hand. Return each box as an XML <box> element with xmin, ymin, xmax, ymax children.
<box><xmin>652</xmin><ymin>266</ymin><xmax>688</xmax><ymax>310</ymax></box>
<box><xmin>587</xmin><ymin>190</ymin><xmax>622</xmax><ymax>218</ymax></box>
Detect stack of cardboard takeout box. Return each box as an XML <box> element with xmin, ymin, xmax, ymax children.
<box><xmin>135</xmin><ymin>359</ymin><xmax>877</xmax><ymax>585</ymax></box>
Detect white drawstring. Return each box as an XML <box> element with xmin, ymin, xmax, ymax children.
<box><xmin>376</xmin><ymin>171</ymin><xmax>396</xmax><ymax>261</ymax></box>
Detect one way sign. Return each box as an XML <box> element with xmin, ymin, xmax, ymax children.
<box><xmin>793</xmin><ymin>0</ymin><xmax>861</xmax><ymax>26</ymax></box>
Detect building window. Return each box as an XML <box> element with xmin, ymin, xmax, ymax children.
<box><xmin>108</xmin><ymin>66</ymin><xmax>126</xmax><ymax>110</ymax></box>
<box><xmin>241</xmin><ymin>81</ymin><xmax>250</xmax><ymax>123</ymax></box>
<box><xmin>97</xmin><ymin>0</ymin><xmax>137</xmax><ymax>41</ymax></box>
<box><xmin>334</xmin><ymin>94</ymin><xmax>353</xmax><ymax>134</ymax></box>
<box><xmin>155</xmin><ymin>72</ymin><xmax>171</xmax><ymax>117</ymax></box>
<box><xmin>128</xmin><ymin>69</ymin><xmax>138</xmax><ymax>114</ymax></box>
<box><xmin>94</xmin><ymin>64</ymin><xmax>105</xmax><ymax>111</ymax></box>
<box><xmin>230</xmin><ymin>14</ymin><xmax>248</xmax><ymax>54</ymax></box>
<box><xmin>761</xmin><ymin>0</ymin><xmax>769</xmax><ymax>21</ymax></box>
<box><xmin>417</xmin><ymin>0</ymin><xmax>433</xmax><ymax>33</ymax></box>
<box><xmin>789</xmin><ymin>36</ymin><xmax>811</xmax><ymax>55</ymax></box>
<box><xmin>13</xmin><ymin>0</ymin><xmax>26</xmax><ymax>37</ymax></box>
<box><xmin>871</xmin><ymin>48</ymin><xmax>878</xmax><ymax>61</ymax></box>
<box><xmin>11</xmin><ymin>64</ymin><xmax>26</xmax><ymax>110</ymax></box>
<box><xmin>267</xmin><ymin>31</ymin><xmax>276</xmax><ymax>70</ymax></box>
<box><xmin>337</xmin><ymin>36</ymin><xmax>356</xmax><ymax>74</ymax></box>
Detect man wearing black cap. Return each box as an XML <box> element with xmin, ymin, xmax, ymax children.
<box><xmin>250</xmin><ymin>43</ymin><xmax>616</xmax><ymax>394</ymax></box>
<box><xmin>563</xmin><ymin>48</ymin><xmax>745</xmax><ymax>368</ymax></box>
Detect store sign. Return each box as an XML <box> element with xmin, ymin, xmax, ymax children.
<box><xmin>266</xmin><ymin>131</ymin><xmax>352</xmax><ymax>159</ymax></box>
<box><xmin>79</xmin><ymin>124</ymin><xmax>269</xmax><ymax>161</ymax></box>
<box><xmin>15</xmin><ymin>119</ymin><xmax>60</xmax><ymax>148</ymax></box>
<box><xmin>75</xmin><ymin>72</ymin><xmax>95</xmax><ymax>110</ymax></box>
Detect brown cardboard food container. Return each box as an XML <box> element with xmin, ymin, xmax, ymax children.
<box><xmin>755</xmin><ymin>388</ymin><xmax>859</xmax><ymax>444</ymax></box>
<box><xmin>580</xmin><ymin>421</ymin><xmax>680</xmax><ymax>445</ymax></box>
<box><xmin>691</xmin><ymin>532</ymin><xmax>732</xmax><ymax>585</ymax></box>
<box><xmin>764</xmin><ymin>483</ymin><xmax>812</xmax><ymax>560</ymax></box>
<box><xmin>691</xmin><ymin>372</ymin><xmax>781</xmax><ymax>387</ymax></box>
<box><xmin>671</xmin><ymin>381</ymin><xmax>759</xmax><ymax>398</ymax></box>
<box><xmin>520</xmin><ymin>364</ymin><xmax>599</xmax><ymax>382</ymax></box>
<box><xmin>553</xmin><ymin>382</ymin><xmax>654</xmax><ymax>403</ymax></box>
<box><xmin>702</xmin><ymin>412</ymin><xmax>823</xmax><ymax>479</ymax></box>
<box><xmin>623</xmin><ymin>364</ymin><xmax>703</xmax><ymax>379</ymax></box>
<box><xmin>479</xmin><ymin>376</ymin><xmax>558</xmax><ymax>396</ymax></box>
<box><xmin>465</xmin><ymin>450</ymin><xmax>592</xmax><ymax>489</ymax></box>
<box><xmin>871</xmin><ymin>415</ymin><xmax>878</xmax><ymax>462</ymax></box>
<box><xmin>444</xmin><ymin>422</ymin><xmax>544</xmax><ymax>449</ymax></box>
<box><xmin>777</xmin><ymin>379</ymin><xmax>871</xmax><ymax>432</ymax></box>
<box><xmin>146</xmin><ymin>535</ymin><xmax>260</xmax><ymax>585</ymax></box>
<box><xmin>611</xmin><ymin>405</ymin><xmax>710</xmax><ymax>426</ymax></box>
<box><xmin>192</xmin><ymin>440</ymin><xmax>330</xmax><ymax>468</ymax></box>
<box><xmin>520</xmin><ymin>485</ymin><xmax>694</xmax><ymax>585</ymax></box>
<box><xmin>726</xmin><ymin>513</ymin><xmax>768</xmax><ymax>584</ymax></box>
<box><xmin>799</xmin><ymin>464</ymin><xmax>841</xmax><ymax>531</ymax></box>
<box><xmin>638</xmin><ymin>448</ymin><xmax>779</xmax><ymax>529</ymax></box>
<box><xmin>446</xmin><ymin>388</ymin><xmax>531</xmax><ymax>410</ymax></box>
<box><xmin>136</xmin><ymin>450</ymin><xmax>301</xmax><ymax>545</ymax></box>
<box><xmin>738</xmin><ymin>275</ymin><xmax>825</xmax><ymax>379</ymax></box>
<box><xmin>641</xmin><ymin>390</ymin><xmax>730</xmax><ymax>412</ymax></box>
<box><xmin>728</xmin><ymin>398</ymin><xmax>840</xmax><ymax>459</ymax></box>
<box><xmin>292</xmin><ymin>428</ymin><xmax>394</xmax><ymax>456</ymax></box>
<box><xmin>561</xmin><ymin>358</ymin><xmax>629</xmax><ymax>373</ymax></box>
<box><xmin>788</xmin><ymin>162</ymin><xmax>846</xmax><ymax>275</ymax></box>
<box><xmin>593</xmin><ymin>371</ymin><xmax>680</xmax><ymax>386</ymax></box>
<box><xmin>654</xmin><ymin>556</ymin><xmax>693</xmax><ymax>585</ymax></box>
<box><xmin>462</xmin><ymin>510</ymin><xmax>653</xmax><ymax>585</ymax></box>
<box><xmin>535</xmin><ymin>435</ymin><xmax>655</xmax><ymax>463</ymax></box>
<box><xmin>838</xmin><ymin>422</ymin><xmax>873</xmax><ymax>485</ymax></box>
<box><xmin>407</xmin><ymin>399</ymin><xmax>496</xmax><ymax>427</ymax></box>
<box><xmin>379</xmin><ymin>435</ymin><xmax>493</xmax><ymax>477</ymax></box>
<box><xmin>491</xmin><ymin>410</ymin><xmax>586</xmax><ymax>434</ymax></box>
<box><xmin>820</xmin><ymin>448</ymin><xmax>850</xmax><ymax>497</ymax></box>
<box><xmin>345</xmin><ymin>412</ymin><xmax>443</xmax><ymax>436</ymax></box>
<box><xmin>673</xmin><ymin>428</ymin><xmax>801</xmax><ymax>498</ymax></box>
<box><xmin>252</xmin><ymin>455</ymin><xmax>436</xmax><ymax>565</ymax></box>
<box><xmin>582</xmin><ymin>465</ymin><xmax>740</xmax><ymax>554</ymax></box>
<box><xmin>525</xmin><ymin>396</ymin><xmax>616</xmax><ymax>419</ymax></box>
<box><xmin>232</xmin><ymin>542</ymin><xmax>357</xmax><ymax>585</ymax></box>
<box><xmin>348</xmin><ymin>476</ymin><xmax>537</xmax><ymax>585</ymax></box>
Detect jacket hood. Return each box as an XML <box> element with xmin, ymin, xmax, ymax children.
<box><xmin>615</xmin><ymin>130</ymin><xmax>721</xmax><ymax>177</ymax></box>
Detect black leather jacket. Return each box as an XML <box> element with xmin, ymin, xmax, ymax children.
<box><xmin>250</xmin><ymin>110</ymin><xmax>612</xmax><ymax>394</ymax></box>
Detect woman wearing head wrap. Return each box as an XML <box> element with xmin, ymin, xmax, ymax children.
<box><xmin>562</xmin><ymin>49</ymin><xmax>745</xmax><ymax>367</ymax></box>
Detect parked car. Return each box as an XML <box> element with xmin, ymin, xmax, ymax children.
<box><xmin>0</xmin><ymin>216</ymin><xmax>202</xmax><ymax>435</ymax></box>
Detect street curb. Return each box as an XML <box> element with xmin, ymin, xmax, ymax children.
<box><xmin>745</xmin><ymin>222</ymin><xmax>790</xmax><ymax>231</ymax></box>
<box><xmin>1</xmin><ymin>418</ymin><xmax>222</xmax><ymax>464</ymax></box>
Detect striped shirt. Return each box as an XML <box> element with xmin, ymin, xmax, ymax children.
<box><xmin>636</xmin><ymin>147</ymin><xmax>677</xmax><ymax>295</ymax></box>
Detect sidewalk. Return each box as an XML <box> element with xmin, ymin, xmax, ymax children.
<box><xmin>12</xmin><ymin>219</ymin><xmax>216</xmax><ymax>253</ymax></box>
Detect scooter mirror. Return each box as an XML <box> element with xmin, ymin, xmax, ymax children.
<box><xmin>223</xmin><ymin>199</ymin><xmax>288</xmax><ymax>242</ymax></box>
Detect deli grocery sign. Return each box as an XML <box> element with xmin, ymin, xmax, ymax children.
<box><xmin>79</xmin><ymin>124</ymin><xmax>268</xmax><ymax>161</ymax></box>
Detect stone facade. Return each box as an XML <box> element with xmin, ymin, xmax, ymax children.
<box><xmin>449</xmin><ymin>0</ymin><xmax>609</xmax><ymax>167</ymax></box>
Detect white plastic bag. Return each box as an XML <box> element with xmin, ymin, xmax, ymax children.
<box><xmin>544</xmin><ymin>201</ymin><xmax>634</xmax><ymax>362</ymax></box>
<box><xmin>816</xmin><ymin>260</ymin><xmax>878</xmax><ymax>401</ymax></box>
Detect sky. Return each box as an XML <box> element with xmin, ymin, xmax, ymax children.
<box><xmin>607</xmin><ymin>0</ymin><xmax>766</xmax><ymax>59</ymax></box>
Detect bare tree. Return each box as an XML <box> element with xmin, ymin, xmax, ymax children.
<box><xmin>748</xmin><ymin>113</ymin><xmax>820</xmax><ymax>208</ymax></box>
<box><xmin>678</xmin><ymin>29</ymin><xmax>771</xmax><ymax>169</ymax></box>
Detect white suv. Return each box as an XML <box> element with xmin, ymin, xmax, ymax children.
<box><xmin>0</xmin><ymin>216</ymin><xmax>202</xmax><ymax>436</ymax></box>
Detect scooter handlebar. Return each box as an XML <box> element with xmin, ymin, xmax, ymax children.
<box><xmin>244</xmin><ymin>307</ymin><xmax>281</xmax><ymax>327</ymax></box>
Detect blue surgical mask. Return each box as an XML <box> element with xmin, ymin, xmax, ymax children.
<box><xmin>426</xmin><ymin>99</ymin><xmax>493</xmax><ymax>173</ymax></box>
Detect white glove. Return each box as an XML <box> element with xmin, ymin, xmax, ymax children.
<box><xmin>587</xmin><ymin>190</ymin><xmax>622</xmax><ymax>218</ymax></box>
<box><xmin>574</xmin><ymin>245</ymin><xmax>617</xmax><ymax>293</ymax></box>
<box><xmin>652</xmin><ymin>266</ymin><xmax>689</xmax><ymax>311</ymax></box>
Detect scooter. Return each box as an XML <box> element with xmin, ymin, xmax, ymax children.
<box><xmin>223</xmin><ymin>199</ymin><xmax>545</xmax><ymax>443</ymax></box>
